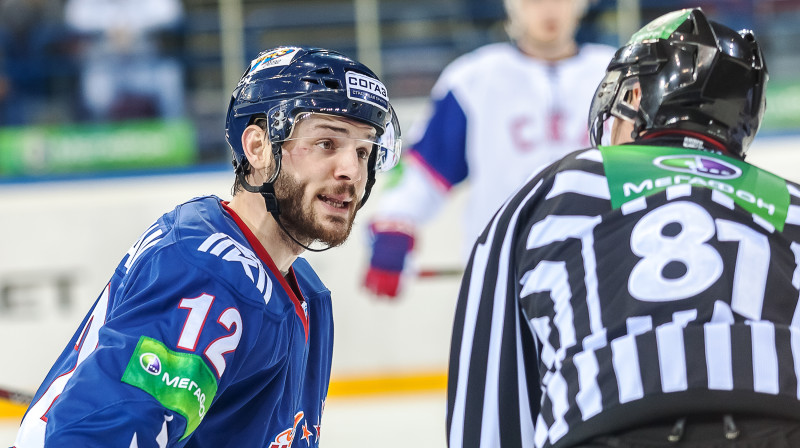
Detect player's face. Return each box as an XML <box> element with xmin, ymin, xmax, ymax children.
<box><xmin>275</xmin><ymin>114</ymin><xmax>374</xmax><ymax>247</ymax></box>
<box><xmin>517</xmin><ymin>0</ymin><xmax>583</xmax><ymax>47</ymax></box>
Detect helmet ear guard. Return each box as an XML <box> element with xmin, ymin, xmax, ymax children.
<box><xmin>610</xmin><ymin>77</ymin><xmax>641</xmax><ymax>123</ymax></box>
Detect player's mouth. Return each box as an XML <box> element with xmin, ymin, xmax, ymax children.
<box><xmin>318</xmin><ymin>194</ymin><xmax>352</xmax><ymax>211</ymax></box>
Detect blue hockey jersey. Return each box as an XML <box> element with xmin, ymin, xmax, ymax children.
<box><xmin>15</xmin><ymin>196</ymin><xmax>333</xmax><ymax>448</ymax></box>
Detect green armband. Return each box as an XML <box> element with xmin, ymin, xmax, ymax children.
<box><xmin>122</xmin><ymin>336</ymin><xmax>219</xmax><ymax>440</ymax></box>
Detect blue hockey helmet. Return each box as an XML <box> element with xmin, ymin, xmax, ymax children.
<box><xmin>225</xmin><ymin>46</ymin><xmax>402</xmax><ymax>206</ymax></box>
<box><xmin>588</xmin><ymin>8</ymin><xmax>767</xmax><ymax>158</ymax></box>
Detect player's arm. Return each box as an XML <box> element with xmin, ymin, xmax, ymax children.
<box><xmin>446</xmin><ymin>171</ymin><xmax>553</xmax><ymax>447</ymax></box>
<box><xmin>447</xmin><ymin>212</ymin><xmax>513</xmax><ymax>448</ymax></box>
<box><xmin>364</xmin><ymin>89</ymin><xmax>469</xmax><ymax>298</ymax></box>
<box><xmin>17</xmin><ymin>251</ymin><xmax>247</xmax><ymax>447</ymax></box>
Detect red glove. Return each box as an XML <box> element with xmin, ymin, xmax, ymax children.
<box><xmin>363</xmin><ymin>221</ymin><xmax>415</xmax><ymax>298</ymax></box>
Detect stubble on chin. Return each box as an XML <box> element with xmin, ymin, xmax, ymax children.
<box><xmin>273</xmin><ymin>172</ymin><xmax>359</xmax><ymax>248</ymax></box>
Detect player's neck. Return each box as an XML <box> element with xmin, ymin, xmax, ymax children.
<box><xmin>227</xmin><ymin>193</ymin><xmax>301</xmax><ymax>274</ymax></box>
<box><xmin>517</xmin><ymin>38</ymin><xmax>578</xmax><ymax>62</ymax></box>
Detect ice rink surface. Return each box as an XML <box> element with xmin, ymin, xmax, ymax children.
<box><xmin>1</xmin><ymin>391</ymin><xmax>447</xmax><ymax>447</ymax></box>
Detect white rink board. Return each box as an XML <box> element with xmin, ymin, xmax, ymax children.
<box><xmin>0</xmin><ymin>168</ymin><xmax>464</xmax><ymax>388</ymax></box>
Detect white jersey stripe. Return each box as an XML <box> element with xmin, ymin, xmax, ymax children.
<box><xmin>581</xmin><ymin>229</ymin><xmax>605</xmax><ymax>338</ymax></box>
<box><xmin>574</xmin><ymin>350</ymin><xmax>602</xmax><ymax>420</ymax></box>
<box><xmin>705</xmin><ymin>323</ymin><xmax>734</xmax><ymax>390</ymax></box>
<box><xmin>611</xmin><ymin>335</ymin><xmax>643</xmax><ymax>403</ymax></box>
<box><xmin>517</xmin><ymin>318</ymin><xmax>536</xmax><ymax>448</ymax></box>
<box><xmin>621</xmin><ymin>196</ymin><xmax>647</xmax><ymax>215</ymax></box>
<box><xmin>449</xmin><ymin>217</ymin><xmax>497</xmax><ymax>448</ymax></box>
<box><xmin>711</xmin><ymin>301</ymin><xmax>736</xmax><ymax>324</ymax></box>
<box><xmin>788</xmin><ymin>205</ymin><xmax>800</xmax><ymax>226</ymax></box>
<box><xmin>666</xmin><ymin>183</ymin><xmax>692</xmax><ymax>200</ymax></box>
<box><xmin>657</xmin><ymin>324</ymin><xmax>688</xmax><ymax>393</ymax></box>
<box><xmin>752</xmin><ymin>213</ymin><xmax>775</xmax><ymax>233</ymax></box>
<box><xmin>672</xmin><ymin>309</ymin><xmax>698</xmax><ymax>327</ymax></box>
<box><xmin>792</xmin><ymin>243</ymin><xmax>800</xmax><ymax>291</ymax></box>
<box><xmin>482</xmin><ymin>181</ymin><xmax>545</xmax><ymax>448</ymax></box>
<box><xmin>576</xmin><ymin>149</ymin><xmax>603</xmax><ymax>162</ymax></box>
<box><xmin>751</xmin><ymin>322</ymin><xmax>779</xmax><ymax>395</ymax></box>
<box><xmin>526</xmin><ymin>215</ymin><xmax>604</xmax><ymax>338</ymax></box>
<box><xmin>711</xmin><ymin>189</ymin><xmax>735</xmax><ymax>209</ymax></box>
<box><xmin>156</xmin><ymin>414</ymin><xmax>173</xmax><ymax>448</ymax></box>
<box><xmin>520</xmin><ymin>261</ymin><xmax>575</xmax><ymax>367</ymax></box>
<box><xmin>450</xmin><ymin>179</ymin><xmax>543</xmax><ymax>448</ymax></box>
<box><xmin>546</xmin><ymin>171</ymin><xmax>610</xmax><ymax>200</ymax></box>
<box><xmin>527</xmin><ymin>215</ymin><xmax>602</xmax><ymax>249</ymax></box>
<box><xmin>792</xmin><ymin>327</ymin><xmax>800</xmax><ymax>399</ymax></box>
<box><xmin>534</xmin><ymin>414</ymin><xmax>548</xmax><ymax>448</ymax></box>
<box><xmin>626</xmin><ymin>316</ymin><xmax>653</xmax><ymax>336</ymax></box>
<box><xmin>531</xmin><ymin>316</ymin><xmax>556</xmax><ymax>370</ymax></box>
<box><xmin>792</xmin><ymin>243</ymin><xmax>800</xmax><ymax>329</ymax></box>
<box><xmin>547</xmin><ymin>372</ymin><xmax>570</xmax><ymax>445</ymax></box>
<box><xmin>480</xmin><ymin>213</ymin><xmax>518</xmax><ymax>448</ymax></box>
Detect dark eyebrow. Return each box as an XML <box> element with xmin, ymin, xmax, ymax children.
<box><xmin>314</xmin><ymin>123</ymin><xmax>350</xmax><ymax>135</ymax></box>
<box><xmin>312</xmin><ymin>122</ymin><xmax>377</xmax><ymax>139</ymax></box>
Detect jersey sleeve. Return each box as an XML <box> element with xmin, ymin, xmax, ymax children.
<box><xmin>446</xmin><ymin>153</ymin><xmax>587</xmax><ymax>448</ymax></box>
<box><xmin>19</xmin><ymin>238</ymin><xmax>260</xmax><ymax>448</ymax></box>
<box><xmin>407</xmin><ymin>90</ymin><xmax>469</xmax><ymax>187</ymax></box>
<box><xmin>446</xmin><ymin>175</ymin><xmax>545</xmax><ymax>448</ymax></box>
<box><xmin>372</xmin><ymin>74</ymin><xmax>469</xmax><ymax>226</ymax></box>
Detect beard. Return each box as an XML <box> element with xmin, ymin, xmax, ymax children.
<box><xmin>273</xmin><ymin>169</ymin><xmax>358</xmax><ymax>248</ymax></box>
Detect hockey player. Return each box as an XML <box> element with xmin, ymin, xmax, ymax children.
<box><xmin>447</xmin><ymin>8</ymin><xmax>800</xmax><ymax>448</ymax></box>
<box><xmin>362</xmin><ymin>0</ymin><xmax>615</xmax><ymax>298</ymax></box>
<box><xmin>14</xmin><ymin>46</ymin><xmax>401</xmax><ymax>447</ymax></box>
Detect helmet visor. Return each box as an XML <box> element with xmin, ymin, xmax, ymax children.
<box><xmin>374</xmin><ymin>109</ymin><xmax>401</xmax><ymax>172</ymax></box>
<box><xmin>274</xmin><ymin>110</ymin><xmax>402</xmax><ymax>173</ymax></box>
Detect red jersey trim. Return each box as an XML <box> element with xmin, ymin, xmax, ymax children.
<box><xmin>220</xmin><ymin>201</ymin><xmax>309</xmax><ymax>341</ymax></box>
<box><xmin>406</xmin><ymin>150</ymin><xmax>453</xmax><ymax>192</ymax></box>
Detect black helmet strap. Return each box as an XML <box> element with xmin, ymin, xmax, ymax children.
<box><xmin>236</xmin><ymin>145</ymin><xmax>332</xmax><ymax>253</ymax></box>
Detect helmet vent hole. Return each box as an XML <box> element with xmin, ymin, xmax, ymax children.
<box><xmin>313</xmin><ymin>67</ymin><xmax>334</xmax><ymax>75</ymax></box>
<box><xmin>323</xmin><ymin>79</ymin><xmax>342</xmax><ymax>89</ymax></box>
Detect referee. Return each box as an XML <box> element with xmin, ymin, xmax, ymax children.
<box><xmin>447</xmin><ymin>8</ymin><xmax>800</xmax><ymax>448</ymax></box>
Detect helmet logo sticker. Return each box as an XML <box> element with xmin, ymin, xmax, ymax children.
<box><xmin>248</xmin><ymin>47</ymin><xmax>301</xmax><ymax>78</ymax></box>
<box><xmin>628</xmin><ymin>9</ymin><xmax>692</xmax><ymax>44</ymax></box>
<box><xmin>653</xmin><ymin>154</ymin><xmax>742</xmax><ymax>179</ymax></box>
<box><xmin>345</xmin><ymin>71</ymin><xmax>389</xmax><ymax>112</ymax></box>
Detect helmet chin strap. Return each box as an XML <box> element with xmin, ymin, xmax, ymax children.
<box><xmin>237</xmin><ymin>151</ymin><xmax>332</xmax><ymax>253</ymax></box>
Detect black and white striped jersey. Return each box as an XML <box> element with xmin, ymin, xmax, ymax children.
<box><xmin>447</xmin><ymin>143</ymin><xmax>800</xmax><ymax>448</ymax></box>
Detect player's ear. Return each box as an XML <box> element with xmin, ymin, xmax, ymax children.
<box><xmin>629</xmin><ymin>82</ymin><xmax>642</xmax><ymax>109</ymax></box>
<box><xmin>241</xmin><ymin>124</ymin><xmax>270</xmax><ymax>170</ymax></box>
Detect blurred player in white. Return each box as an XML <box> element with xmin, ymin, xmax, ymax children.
<box><xmin>362</xmin><ymin>0</ymin><xmax>616</xmax><ymax>298</ymax></box>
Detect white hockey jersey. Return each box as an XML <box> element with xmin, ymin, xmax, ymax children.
<box><xmin>374</xmin><ymin>42</ymin><xmax>616</xmax><ymax>255</ymax></box>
